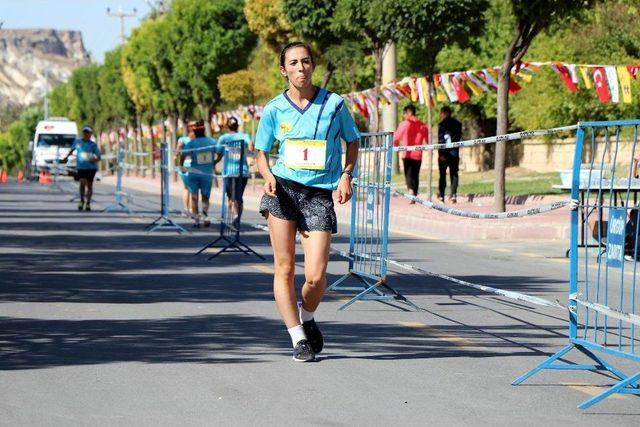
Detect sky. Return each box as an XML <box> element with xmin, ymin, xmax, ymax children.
<box><xmin>1</xmin><ymin>0</ymin><xmax>156</xmax><ymax>63</ymax></box>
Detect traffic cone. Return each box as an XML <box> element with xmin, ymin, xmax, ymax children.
<box><xmin>44</xmin><ymin>171</ymin><xmax>52</xmax><ymax>184</ymax></box>
<box><xmin>38</xmin><ymin>171</ymin><xmax>44</xmax><ymax>184</ymax></box>
<box><xmin>17</xmin><ymin>170</ymin><xmax>24</xmax><ymax>183</ymax></box>
<box><xmin>0</xmin><ymin>171</ymin><xmax>6</xmax><ymax>183</ymax></box>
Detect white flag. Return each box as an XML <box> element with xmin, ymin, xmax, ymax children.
<box><xmin>605</xmin><ymin>66</ymin><xmax>620</xmax><ymax>103</ymax></box>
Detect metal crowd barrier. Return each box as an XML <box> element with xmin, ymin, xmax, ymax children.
<box><xmin>145</xmin><ymin>141</ymin><xmax>187</xmax><ymax>233</ymax></box>
<box><xmin>327</xmin><ymin>132</ymin><xmax>412</xmax><ymax>310</ymax></box>
<box><xmin>104</xmin><ymin>141</ymin><xmax>131</xmax><ymax>213</ymax></box>
<box><xmin>196</xmin><ymin>139</ymin><xmax>264</xmax><ymax>260</ymax></box>
<box><xmin>514</xmin><ymin>119</ymin><xmax>640</xmax><ymax>409</ymax></box>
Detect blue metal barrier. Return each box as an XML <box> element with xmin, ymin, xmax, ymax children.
<box><xmin>514</xmin><ymin>120</ymin><xmax>640</xmax><ymax>409</ymax></box>
<box><xmin>327</xmin><ymin>132</ymin><xmax>412</xmax><ymax>310</ymax></box>
<box><xmin>104</xmin><ymin>141</ymin><xmax>131</xmax><ymax>213</ymax></box>
<box><xmin>146</xmin><ymin>141</ymin><xmax>187</xmax><ymax>233</ymax></box>
<box><xmin>196</xmin><ymin>139</ymin><xmax>264</xmax><ymax>260</ymax></box>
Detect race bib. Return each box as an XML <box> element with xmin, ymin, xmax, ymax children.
<box><xmin>196</xmin><ymin>151</ymin><xmax>213</xmax><ymax>164</ymax></box>
<box><xmin>284</xmin><ymin>139</ymin><xmax>327</xmax><ymax>170</ymax></box>
<box><xmin>80</xmin><ymin>152</ymin><xmax>92</xmax><ymax>161</ymax></box>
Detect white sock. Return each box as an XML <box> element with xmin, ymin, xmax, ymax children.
<box><xmin>287</xmin><ymin>325</ymin><xmax>306</xmax><ymax>347</ymax></box>
<box><xmin>299</xmin><ymin>306</ymin><xmax>315</xmax><ymax>323</ymax></box>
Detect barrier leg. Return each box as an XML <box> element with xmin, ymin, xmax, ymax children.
<box><xmin>578</xmin><ymin>371</ymin><xmax>640</xmax><ymax>410</ymax></box>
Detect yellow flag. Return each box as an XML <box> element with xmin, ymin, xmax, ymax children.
<box><xmin>409</xmin><ymin>79</ymin><xmax>418</xmax><ymax>102</ymax></box>
<box><xmin>463</xmin><ymin>74</ymin><xmax>483</xmax><ymax>95</ymax></box>
<box><xmin>433</xmin><ymin>77</ymin><xmax>447</xmax><ymax>102</ymax></box>
<box><xmin>511</xmin><ymin>71</ymin><xmax>532</xmax><ymax>83</ymax></box>
<box><xmin>579</xmin><ymin>67</ymin><xmax>592</xmax><ymax>89</ymax></box>
<box><xmin>617</xmin><ymin>66</ymin><xmax>632</xmax><ymax>104</ymax></box>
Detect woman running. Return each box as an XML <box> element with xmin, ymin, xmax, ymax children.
<box><xmin>255</xmin><ymin>41</ymin><xmax>360</xmax><ymax>362</ymax></box>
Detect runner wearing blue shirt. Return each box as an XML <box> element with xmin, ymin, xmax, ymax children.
<box><xmin>180</xmin><ymin>121</ymin><xmax>216</xmax><ymax>227</ymax></box>
<box><xmin>255</xmin><ymin>42</ymin><xmax>360</xmax><ymax>362</ymax></box>
<box><xmin>176</xmin><ymin>124</ymin><xmax>194</xmax><ymax>217</ymax></box>
<box><xmin>63</xmin><ymin>125</ymin><xmax>101</xmax><ymax>211</ymax></box>
<box><xmin>214</xmin><ymin>117</ymin><xmax>254</xmax><ymax>225</ymax></box>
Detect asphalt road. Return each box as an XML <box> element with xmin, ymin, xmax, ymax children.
<box><xmin>1</xmin><ymin>179</ymin><xmax>639</xmax><ymax>426</ymax></box>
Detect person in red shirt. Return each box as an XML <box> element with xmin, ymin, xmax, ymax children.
<box><xmin>393</xmin><ymin>104</ymin><xmax>428</xmax><ymax>202</ymax></box>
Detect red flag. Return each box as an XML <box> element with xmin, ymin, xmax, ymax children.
<box><xmin>451</xmin><ymin>75</ymin><xmax>470</xmax><ymax>103</ymax></box>
<box><xmin>552</xmin><ymin>63</ymin><xmax>578</xmax><ymax>92</ymax></box>
<box><xmin>628</xmin><ymin>65</ymin><xmax>639</xmax><ymax>79</ymax></box>
<box><xmin>508</xmin><ymin>78</ymin><xmax>522</xmax><ymax>95</ymax></box>
<box><xmin>593</xmin><ymin>67</ymin><xmax>611</xmax><ymax>103</ymax></box>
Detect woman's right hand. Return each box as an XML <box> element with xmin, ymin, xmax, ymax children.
<box><xmin>264</xmin><ymin>174</ymin><xmax>277</xmax><ymax>197</ymax></box>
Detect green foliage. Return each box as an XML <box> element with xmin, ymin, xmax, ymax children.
<box><xmin>170</xmin><ymin>0</ymin><xmax>257</xmax><ymax>110</ymax></box>
<box><xmin>0</xmin><ymin>105</ymin><xmax>42</xmax><ymax>172</ymax></box>
<box><xmin>218</xmin><ymin>69</ymin><xmax>272</xmax><ymax>106</ymax></box>
<box><xmin>66</xmin><ymin>64</ymin><xmax>102</xmax><ymax>128</ymax></box>
<box><xmin>98</xmin><ymin>46</ymin><xmax>136</xmax><ymax>127</ymax></box>
<box><xmin>244</xmin><ymin>0</ymin><xmax>294</xmax><ymax>53</ymax></box>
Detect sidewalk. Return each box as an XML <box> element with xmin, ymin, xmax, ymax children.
<box><xmin>101</xmin><ymin>174</ymin><xmax>571</xmax><ymax>241</ymax></box>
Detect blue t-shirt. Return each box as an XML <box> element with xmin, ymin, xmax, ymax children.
<box><xmin>216</xmin><ymin>132</ymin><xmax>251</xmax><ymax>178</ymax></box>
<box><xmin>73</xmin><ymin>139</ymin><xmax>101</xmax><ymax>170</ymax></box>
<box><xmin>183</xmin><ymin>136</ymin><xmax>216</xmax><ymax>172</ymax></box>
<box><xmin>177</xmin><ymin>136</ymin><xmax>191</xmax><ymax>169</ymax></box>
<box><xmin>255</xmin><ymin>87</ymin><xmax>361</xmax><ymax>190</ymax></box>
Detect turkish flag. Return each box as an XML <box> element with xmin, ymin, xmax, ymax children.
<box><xmin>627</xmin><ymin>65</ymin><xmax>639</xmax><ymax>79</ymax></box>
<box><xmin>451</xmin><ymin>74</ymin><xmax>470</xmax><ymax>103</ymax></box>
<box><xmin>553</xmin><ymin>64</ymin><xmax>578</xmax><ymax>92</ymax></box>
<box><xmin>593</xmin><ymin>67</ymin><xmax>611</xmax><ymax>103</ymax></box>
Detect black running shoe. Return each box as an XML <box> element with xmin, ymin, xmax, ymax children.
<box><xmin>302</xmin><ymin>319</ymin><xmax>323</xmax><ymax>354</ymax></box>
<box><xmin>84</xmin><ymin>203</ymin><xmax>91</xmax><ymax>211</ymax></box>
<box><xmin>292</xmin><ymin>339</ymin><xmax>315</xmax><ymax>362</ymax></box>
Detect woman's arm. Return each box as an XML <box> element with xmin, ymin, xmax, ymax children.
<box><xmin>337</xmin><ymin>139</ymin><xmax>359</xmax><ymax>204</ymax></box>
<box><xmin>256</xmin><ymin>150</ymin><xmax>276</xmax><ymax>196</ymax></box>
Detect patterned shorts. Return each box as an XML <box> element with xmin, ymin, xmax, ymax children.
<box><xmin>259</xmin><ymin>176</ymin><xmax>337</xmax><ymax>234</ymax></box>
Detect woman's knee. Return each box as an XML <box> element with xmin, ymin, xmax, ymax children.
<box><xmin>274</xmin><ymin>258</ymin><xmax>295</xmax><ymax>281</ymax></box>
<box><xmin>304</xmin><ymin>273</ymin><xmax>326</xmax><ymax>290</ymax></box>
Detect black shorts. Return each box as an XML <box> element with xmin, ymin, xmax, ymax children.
<box><xmin>76</xmin><ymin>169</ymin><xmax>97</xmax><ymax>182</ymax></box>
<box><xmin>224</xmin><ymin>177</ymin><xmax>248</xmax><ymax>202</ymax></box>
<box><xmin>259</xmin><ymin>176</ymin><xmax>337</xmax><ymax>234</ymax></box>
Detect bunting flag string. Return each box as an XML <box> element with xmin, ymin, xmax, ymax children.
<box><xmin>342</xmin><ymin>61</ymin><xmax>640</xmax><ymax>120</ymax></box>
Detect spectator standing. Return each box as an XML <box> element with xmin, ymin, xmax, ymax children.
<box><xmin>393</xmin><ymin>104</ymin><xmax>428</xmax><ymax>203</ymax></box>
<box><xmin>437</xmin><ymin>106</ymin><xmax>462</xmax><ymax>203</ymax></box>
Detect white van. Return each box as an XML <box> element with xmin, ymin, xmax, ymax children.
<box><xmin>30</xmin><ymin>118</ymin><xmax>78</xmax><ymax>177</ymax></box>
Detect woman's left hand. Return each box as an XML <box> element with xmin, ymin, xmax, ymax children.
<box><xmin>337</xmin><ymin>173</ymin><xmax>353</xmax><ymax>204</ymax></box>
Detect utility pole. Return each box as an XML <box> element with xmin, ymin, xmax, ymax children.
<box><xmin>106</xmin><ymin>6</ymin><xmax>137</xmax><ymax>44</ymax></box>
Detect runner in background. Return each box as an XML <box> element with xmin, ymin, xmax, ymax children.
<box><xmin>393</xmin><ymin>104</ymin><xmax>428</xmax><ymax>203</ymax></box>
<box><xmin>63</xmin><ymin>125</ymin><xmax>101</xmax><ymax>211</ymax></box>
<box><xmin>177</xmin><ymin>123</ymin><xmax>195</xmax><ymax>217</ymax></box>
<box><xmin>180</xmin><ymin>121</ymin><xmax>216</xmax><ymax>228</ymax></box>
<box><xmin>215</xmin><ymin>117</ymin><xmax>254</xmax><ymax>227</ymax></box>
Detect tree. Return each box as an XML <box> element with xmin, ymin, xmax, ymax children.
<box><xmin>244</xmin><ymin>0</ymin><xmax>294</xmax><ymax>53</ymax></box>
<box><xmin>218</xmin><ymin>69</ymin><xmax>272</xmax><ymax>106</ymax></box>
<box><xmin>493</xmin><ymin>0</ymin><xmax>592</xmax><ymax>212</ymax></box>
<box><xmin>332</xmin><ymin>0</ymin><xmax>405</xmax><ymax>130</ymax></box>
<box><xmin>283</xmin><ymin>0</ymin><xmax>343</xmax><ymax>86</ymax></box>
<box><xmin>98</xmin><ymin>46</ymin><xmax>136</xmax><ymax>130</ymax></box>
<box><xmin>170</xmin><ymin>0</ymin><xmax>257</xmax><ymax>135</ymax></box>
<box><xmin>66</xmin><ymin>64</ymin><xmax>102</xmax><ymax>130</ymax></box>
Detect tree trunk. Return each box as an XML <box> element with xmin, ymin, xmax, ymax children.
<box><xmin>494</xmin><ymin>50</ymin><xmax>514</xmax><ymax>212</ymax></box>
<box><xmin>372</xmin><ymin>45</ymin><xmax>383</xmax><ymax>132</ymax></box>
<box><xmin>148</xmin><ymin>117</ymin><xmax>156</xmax><ymax>180</ymax></box>
<box><xmin>199</xmin><ymin>103</ymin><xmax>212</xmax><ymax>137</ymax></box>
<box><xmin>136</xmin><ymin>114</ymin><xmax>144</xmax><ymax>177</ymax></box>
<box><xmin>321</xmin><ymin>61</ymin><xmax>336</xmax><ymax>88</ymax></box>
